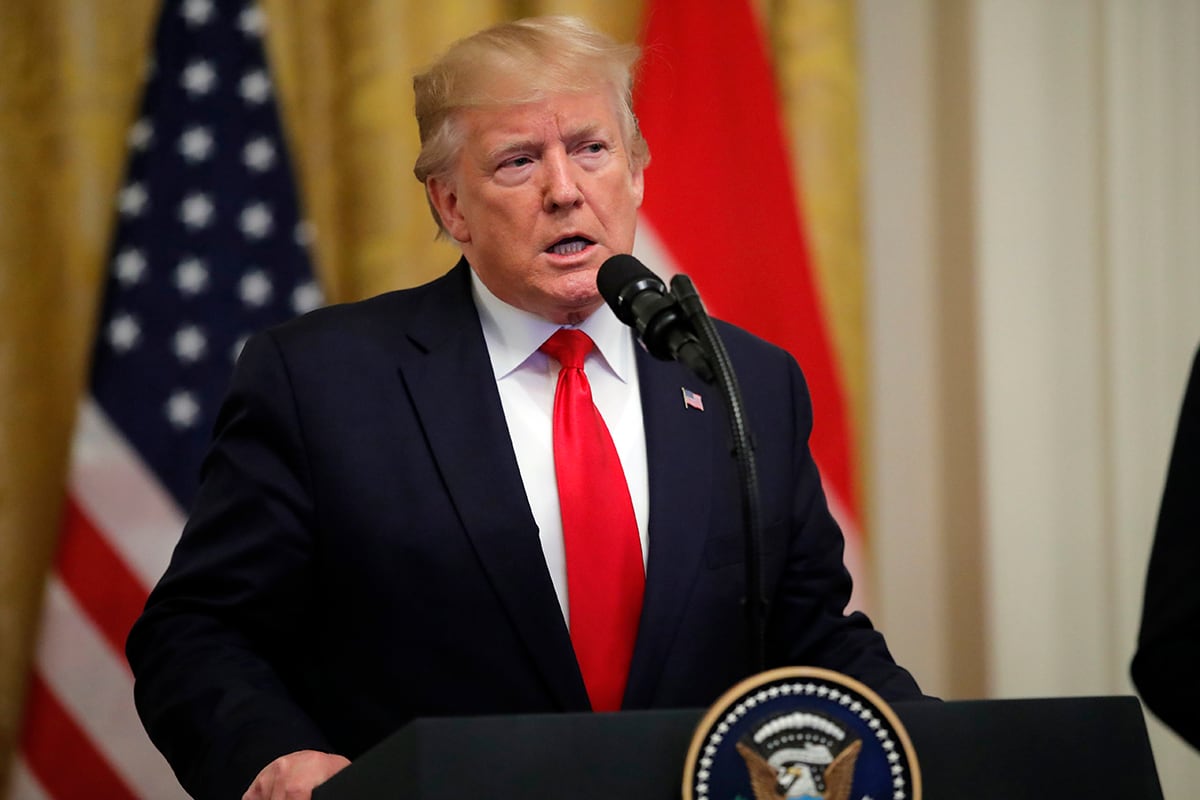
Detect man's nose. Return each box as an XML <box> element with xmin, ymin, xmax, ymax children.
<box><xmin>542</xmin><ymin>150</ymin><xmax>583</xmax><ymax>211</ymax></box>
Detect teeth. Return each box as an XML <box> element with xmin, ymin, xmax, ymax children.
<box><xmin>551</xmin><ymin>239</ymin><xmax>588</xmax><ymax>256</ymax></box>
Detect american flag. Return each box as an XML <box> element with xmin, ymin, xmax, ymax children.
<box><xmin>10</xmin><ymin>1</ymin><xmax>320</xmax><ymax>796</ymax></box>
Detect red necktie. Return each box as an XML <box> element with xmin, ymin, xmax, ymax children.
<box><xmin>540</xmin><ymin>329</ymin><xmax>644</xmax><ymax>712</ymax></box>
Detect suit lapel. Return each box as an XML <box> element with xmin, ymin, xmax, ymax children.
<box><xmin>624</xmin><ymin>346</ymin><xmax>714</xmax><ymax>707</ymax></box>
<box><xmin>394</xmin><ymin>263</ymin><xmax>589</xmax><ymax>711</ymax></box>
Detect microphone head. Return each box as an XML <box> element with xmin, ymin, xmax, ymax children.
<box><xmin>597</xmin><ymin>254</ymin><xmax>666</xmax><ymax>325</ymax></box>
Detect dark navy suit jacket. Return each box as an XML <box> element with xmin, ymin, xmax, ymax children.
<box><xmin>127</xmin><ymin>261</ymin><xmax>923</xmax><ymax>799</ymax></box>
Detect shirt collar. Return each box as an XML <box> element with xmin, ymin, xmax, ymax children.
<box><xmin>469</xmin><ymin>268</ymin><xmax>635</xmax><ymax>383</ymax></box>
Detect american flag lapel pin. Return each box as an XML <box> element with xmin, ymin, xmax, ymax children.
<box><xmin>681</xmin><ymin>387</ymin><xmax>704</xmax><ymax>411</ymax></box>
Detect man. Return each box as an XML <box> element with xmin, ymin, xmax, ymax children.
<box><xmin>127</xmin><ymin>16</ymin><xmax>924</xmax><ymax>800</ymax></box>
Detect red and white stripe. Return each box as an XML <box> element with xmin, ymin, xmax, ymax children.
<box><xmin>12</xmin><ymin>400</ymin><xmax>188</xmax><ymax>799</ymax></box>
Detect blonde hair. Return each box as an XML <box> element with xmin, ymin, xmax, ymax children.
<box><xmin>412</xmin><ymin>16</ymin><xmax>650</xmax><ymax>231</ymax></box>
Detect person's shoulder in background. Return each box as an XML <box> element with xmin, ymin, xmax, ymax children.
<box><xmin>1132</xmin><ymin>343</ymin><xmax>1200</xmax><ymax>752</ymax></box>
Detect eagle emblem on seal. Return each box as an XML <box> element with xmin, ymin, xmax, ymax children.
<box><xmin>735</xmin><ymin>711</ymin><xmax>862</xmax><ymax>800</ymax></box>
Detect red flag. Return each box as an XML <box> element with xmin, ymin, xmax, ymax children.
<box><xmin>634</xmin><ymin>0</ymin><xmax>865</xmax><ymax>599</ymax></box>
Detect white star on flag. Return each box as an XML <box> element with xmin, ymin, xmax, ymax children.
<box><xmin>165</xmin><ymin>390</ymin><xmax>201</xmax><ymax>429</ymax></box>
<box><xmin>243</xmin><ymin>136</ymin><xmax>277</xmax><ymax>172</ymax></box>
<box><xmin>179</xmin><ymin>192</ymin><xmax>215</xmax><ymax>229</ymax></box>
<box><xmin>174</xmin><ymin>257</ymin><xmax>210</xmax><ymax>295</ymax></box>
<box><xmin>239</xmin><ymin>202</ymin><xmax>274</xmax><ymax>239</ymax></box>
<box><xmin>114</xmin><ymin>248</ymin><xmax>148</xmax><ymax>286</ymax></box>
<box><xmin>118</xmin><ymin>182</ymin><xmax>149</xmax><ymax>217</ymax></box>
<box><xmin>180</xmin><ymin>59</ymin><xmax>217</xmax><ymax>96</ymax></box>
<box><xmin>291</xmin><ymin>281</ymin><xmax>323</xmax><ymax>314</ymax></box>
<box><xmin>172</xmin><ymin>325</ymin><xmax>208</xmax><ymax>363</ymax></box>
<box><xmin>180</xmin><ymin>0</ymin><xmax>215</xmax><ymax>26</ymax></box>
<box><xmin>107</xmin><ymin>313</ymin><xmax>141</xmax><ymax>353</ymax></box>
<box><xmin>239</xmin><ymin>269</ymin><xmax>273</xmax><ymax>306</ymax></box>
<box><xmin>178</xmin><ymin>126</ymin><xmax>215</xmax><ymax>163</ymax></box>
<box><xmin>294</xmin><ymin>220</ymin><xmax>314</xmax><ymax>247</ymax></box>
<box><xmin>128</xmin><ymin>118</ymin><xmax>154</xmax><ymax>151</ymax></box>
<box><xmin>238</xmin><ymin>5</ymin><xmax>266</xmax><ymax>37</ymax></box>
<box><xmin>239</xmin><ymin>70</ymin><xmax>271</xmax><ymax>104</ymax></box>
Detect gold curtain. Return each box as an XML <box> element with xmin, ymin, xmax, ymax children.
<box><xmin>0</xmin><ymin>0</ymin><xmax>161</xmax><ymax>783</ymax></box>
<box><xmin>0</xmin><ymin>0</ymin><xmax>863</xmax><ymax>788</ymax></box>
<box><xmin>770</xmin><ymin>0</ymin><xmax>868</xmax><ymax>512</ymax></box>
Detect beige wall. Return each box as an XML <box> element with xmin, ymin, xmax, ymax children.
<box><xmin>860</xmin><ymin>1</ymin><xmax>1200</xmax><ymax>797</ymax></box>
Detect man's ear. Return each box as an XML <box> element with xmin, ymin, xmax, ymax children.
<box><xmin>426</xmin><ymin>176</ymin><xmax>470</xmax><ymax>243</ymax></box>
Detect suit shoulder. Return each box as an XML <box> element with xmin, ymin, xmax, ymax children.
<box><xmin>711</xmin><ymin>318</ymin><xmax>800</xmax><ymax>370</ymax></box>
<box><xmin>264</xmin><ymin>265</ymin><xmax>467</xmax><ymax>347</ymax></box>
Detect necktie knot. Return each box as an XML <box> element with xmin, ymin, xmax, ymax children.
<box><xmin>540</xmin><ymin>328</ymin><xmax>593</xmax><ymax>371</ymax></box>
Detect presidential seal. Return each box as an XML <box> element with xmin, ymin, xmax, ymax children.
<box><xmin>682</xmin><ymin>667</ymin><xmax>920</xmax><ymax>800</ymax></box>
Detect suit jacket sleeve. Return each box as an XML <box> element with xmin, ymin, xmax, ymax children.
<box><xmin>126</xmin><ymin>330</ymin><xmax>331</xmax><ymax>800</ymax></box>
<box><xmin>771</xmin><ymin>352</ymin><xmax>924</xmax><ymax>701</ymax></box>
<box><xmin>1132</xmin><ymin>344</ymin><xmax>1200</xmax><ymax>751</ymax></box>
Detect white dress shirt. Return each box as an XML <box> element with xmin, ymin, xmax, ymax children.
<box><xmin>470</xmin><ymin>271</ymin><xmax>650</xmax><ymax>627</ymax></box>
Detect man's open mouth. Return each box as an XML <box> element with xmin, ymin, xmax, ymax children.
<box><xmin>547</xmin><ymin>236</ymin><xmax>594</xmax><ymax>256</ymax></box>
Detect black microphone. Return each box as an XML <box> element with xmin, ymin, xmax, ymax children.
<box><xmin>597</xmin><ymin>254</ymin><xmax>714</xmax><ymax>383</ymax></box>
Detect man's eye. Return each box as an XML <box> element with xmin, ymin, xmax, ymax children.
<box><xmin>580</xmin><ymin>143</ymin><xmax>605</xmax><ymax>155</ymax></box>
<box><xmin>501</xmin><ymin>156</ymin><xmax>533</xmax><ymax>169</ymax></box>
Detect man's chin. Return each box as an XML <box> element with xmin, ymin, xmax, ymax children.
<box><xmin>545</xmin><ymin>292</ymin><xmax>605</xmax><ymax>326</ymax></box>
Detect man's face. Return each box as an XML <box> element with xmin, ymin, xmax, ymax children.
<box><xmin>427</xmin><ymin>90</ymin><xmax>645</xmax><ymax>325</ymax></box>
